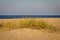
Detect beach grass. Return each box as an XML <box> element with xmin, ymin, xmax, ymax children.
<box><xmin>0</xmin><ymin>18</ymin><xmax>60</xmax><ymax>32</ymax></box>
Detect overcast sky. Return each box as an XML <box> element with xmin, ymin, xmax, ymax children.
<box><xmin>0</xmin><ymin>0</ymin><xmax>60</xmax><ymax>15</ymax></box>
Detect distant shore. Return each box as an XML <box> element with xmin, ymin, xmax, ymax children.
<box><xmin>0</xmin><ymin>15</ymin><xmax>60</xmax><ymax>19</ymax></box>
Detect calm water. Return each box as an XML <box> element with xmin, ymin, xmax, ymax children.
<box><xmin>0</xmin><ymin>15</ymin><xmax>60</xmax><ymax>19</ymax></box>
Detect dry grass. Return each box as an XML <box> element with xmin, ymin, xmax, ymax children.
<box><xmin>0</xmin><ymin>18</ymin><xmax>60</xmax><ymax>32</ymax></box>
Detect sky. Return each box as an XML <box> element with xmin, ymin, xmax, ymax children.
<box><xmin>0</xmin><ymin>0</ymin><xmax>60</xmax><ymax>15</ymax></box>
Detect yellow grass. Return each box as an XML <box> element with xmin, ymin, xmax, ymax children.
<box><xmin>0</xmin><ymin>18</ymin><xmax>60</xmax><ymax>32</ymax></box>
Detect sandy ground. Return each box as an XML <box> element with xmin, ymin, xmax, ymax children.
<box><xmin>0</xmin><ymin>28</ymin><xmax>60</xmax><ymax>40</ymax></box>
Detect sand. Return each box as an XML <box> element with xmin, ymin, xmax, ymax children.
<box><xmin>0</xmin><ymin>28</ymin><xmax>60</xmax><ymax>40</ymax></box>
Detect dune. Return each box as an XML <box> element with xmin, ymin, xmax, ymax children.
<box><xmin>0</xmin><ymin>18</ymin><xmax>60</xmax><ymax>40</ymax></box>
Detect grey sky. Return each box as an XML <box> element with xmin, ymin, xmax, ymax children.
<box><xmin>0</xmin><ymin>0</ymin><xmax>60</xmax><ymax>15</ymax></box>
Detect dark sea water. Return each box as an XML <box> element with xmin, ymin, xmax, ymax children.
<box><xmin>0</xmin><ymin>15</ymin><xmax>60</xmax><ymax>19</ymax></box>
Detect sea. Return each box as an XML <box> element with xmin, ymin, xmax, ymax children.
<box><xmin>0</xmin><ymin>15</ymin><xmax>60</xmax><ymax>19</ymax></box>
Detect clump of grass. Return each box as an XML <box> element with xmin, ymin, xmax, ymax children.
<box><xmin>3</xmin><ymin>22</ymin><xmax>16</xmax><ymax>29</ymax></box>
<box><xmin>19</xmin><ymin>20</ymin><xmax>48</xmax><ymax>29</ymax></box>
<box><xmin>25</xmin><ymin>20</ymin><xmax>37</xmax><ymax>28</ymax></box>
<box><xmin>19</xmin><ymin>20</ymin><xmax>37</xmax><ymax>28</ymax></box>
<box><xmin>36</xmin><ymin>20</ymin><xmax>47</xmax><ymax>29</ymax></box>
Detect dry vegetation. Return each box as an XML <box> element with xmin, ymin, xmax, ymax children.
<box><xmin>0</xmin><ymin>18</ymin><xmax>60</xmax><ymax>32</ymax></box>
